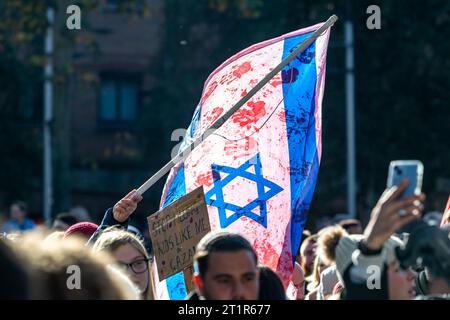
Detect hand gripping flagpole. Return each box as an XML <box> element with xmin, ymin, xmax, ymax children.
<box><xmin>136</xmin><ymin>14</ymin><xmax>338</xmax><ymax>196</ymax></box>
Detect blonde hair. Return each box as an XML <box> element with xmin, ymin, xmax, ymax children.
<box><xmin>13</xmin><ymin>232</ymin><xmax>138</xmax><ymax>299</ymax></box>
<box><xmin>306</xmin><ymin>255</ymin><xmax>325</xmax><ymax>292</ymax></box>
<box><xmin>92</xmin><ymin>227</ymin><xmax>155</xmax><ymax>300</ymax></box>
<box><xmin>306</xmin><ymin>225</ymin><xmax>348</xmax><ymax>292</ymax></box>
<box><xmin>43</xmin><ymin>231</ymin><xmax>65</xmax><ymax>244</ymax></box>
<box><xmin>317</xmin><ymin>225</ymin><xmax>348</xmax><ymax>266</ymax></box>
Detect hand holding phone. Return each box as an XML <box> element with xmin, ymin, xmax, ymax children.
<box><xmin>364</xmin><ymin>181</ymin><xmax>425</xmax><ymax>250</ymax></box>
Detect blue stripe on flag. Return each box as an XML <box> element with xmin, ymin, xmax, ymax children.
<box><xmin>162</xmin><ymin>164</ymin><xmax>187</xmax><ymax>208</ymax></box>
<box><xmin>281</xmin><ymin>33</ymin><xmax>320</xmax><ymax>265</ymax></box>
<box><xmin>161</xmin><ymin>164</ymin><xmax>189</xmax><ymax>299</ymax></box>
<box><xmin>166</xmin><ymin>272</ymin><xmax>187</xmax><ymax>299</ymax></box>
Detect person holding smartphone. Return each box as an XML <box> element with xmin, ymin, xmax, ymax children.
<box><xmin>335</xmin><ymin>179</ymin><xmax>425</xmax><ymax>299</ymax></box>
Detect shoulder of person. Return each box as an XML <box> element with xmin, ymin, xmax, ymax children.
<box><xmin>2</xmin><ymin>220</ymin><xmax>18</xmax><ymax>231</ymax></box>
<box><xmin>305</xmin><ymin>287</ymin><xmax>318</xmax><ymax>300</ymax></box>
<box><xmin>24</xmin><ymin>218</ymin><xmax>36</xmax><ymax>227</ymax></box>
<box><xmin>4</xmin><ymin>219</ymin><xmax>17</xmax><ymax>225</ymax></box>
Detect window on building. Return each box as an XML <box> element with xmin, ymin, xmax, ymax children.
<box><xmin>98</xmin><ymin>74</ymin><xmax>140</xmax><ymax>126</ymax></box>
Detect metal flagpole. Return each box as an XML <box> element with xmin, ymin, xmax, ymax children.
<box><xmin>43</xmin><ymin>7</ymin><xmax>55</xmax><ymax>226</ymax></box>
<box><xmin>345</xmin><ymin>2</ymin><xmax>356</xmax><ymax>219</ymax></box>
<box><xmin>136</xmin><ymin>14</ymin><xmax>339</xmax><ymax>196</ymax></box>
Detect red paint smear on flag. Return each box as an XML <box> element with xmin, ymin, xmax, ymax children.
<box><xmin>270</xmin><ymin>80</ymin><xmax>283</xmax><ymax>87</ymax></box>
<box><xmin>269</xmin><ymin>73</ymin><xmax>283</xmax><ymax>88</ymax></box>
<box><xmin>220</xmin><ymin>74</ymin><xmax>232</xmax><ymax>85</ymax></box>
<box><xmin>255</xmin><ymin>239</ymin><xmax>279</xmax><ymax>272</ymax></box>
<box><xmin>232</xmin><ymin>61</ymin><xmax>252</xmax><ymax>78</ymax></box>
<box><xmin>206</xmin><ymin>107</ymin><xmax>224</xmax><ymax>124</ymax></box>
<box><xmin>224</xmin><ymin>137</ymin><xmax>256</xmax><ymax>160</ymax></box>
<box><xmin>201</xmin><ymin>81</ymin><xmax>218</xmax><ymax>105</ymax></box>
<box><xmin>232</xmin><ymin>101</ymin><xmax>266</xmax><ymax>128</ymax></box>
<box><xmin>195</xmin><ymin>171</ymin><xmax>213</xmax><ymax>187</ymax></box>
<box><xmin>224</xmin><ymin>141</ymin><xmax>238</xmax><ymax>155</ymax></box>
<box><xmin>245</xmin><ymin>136</ymin><xmax>257</xmax><ymax>151</ymax></box>
<box><xmin>277</xmin><ymin>110</ymin><xmax>286</xmax><ymax>122</ymax></box>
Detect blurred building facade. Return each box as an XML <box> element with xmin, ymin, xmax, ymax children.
<box><xmin>63</xmin><ymin>0</ymin><xmax>165</xmax><ymax>221</ymax></box>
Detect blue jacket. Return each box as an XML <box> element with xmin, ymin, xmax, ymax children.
<box><xmin>2</xmin><ymin>218</ymin><xmax>36</xmax><ymax>233</ymax></box>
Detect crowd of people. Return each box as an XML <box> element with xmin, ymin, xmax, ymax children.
<box><xmin>1</xmin><ymin>180</ymin><xmax>449</xmax><ymax>300</ymax></box>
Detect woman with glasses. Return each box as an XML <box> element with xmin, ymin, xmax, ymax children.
<box><xmin>92</xmin><ymin>226</ymin><xmax>155</xmax><ymax>300</ymax></box>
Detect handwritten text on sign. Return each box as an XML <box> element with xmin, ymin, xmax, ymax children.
<box><xmin>148</xmin><ymin>187</ymin><xmax>211</xmax><ymax>280</ymax></box>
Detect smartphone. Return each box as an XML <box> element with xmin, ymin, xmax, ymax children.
<box><xmin>387</xmin><ymin>160</ymin><xmax>423</xmax><ymax>199</ymax></box>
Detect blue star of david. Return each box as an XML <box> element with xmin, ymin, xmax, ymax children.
<box><xmin>204</xmin><ymin>153</ymin><xmax>283</xmax><ymax>228</ymax></box>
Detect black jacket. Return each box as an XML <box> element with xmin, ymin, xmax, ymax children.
<box><xmin>185</xmin><ymin>291</ymin><xmax>200</xmax><ymax>300</ymax></box>
<box><xmin>86</xmin><ymin>208</ymin><xmax>128</xmax><ymax>246</ymax></box>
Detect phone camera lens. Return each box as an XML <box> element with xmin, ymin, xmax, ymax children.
<box><xmin>395</xmin><ymin>167</ymin><xmax>403</xmax><ymax>175</ymax></box>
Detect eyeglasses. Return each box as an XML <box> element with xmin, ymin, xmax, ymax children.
<box><xmin>116</xmin><ymin>258</ymin><xmax>149</xmax><ymax>274</ymax></box>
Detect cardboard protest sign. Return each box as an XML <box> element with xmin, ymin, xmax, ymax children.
<box><xmin>148</xmin><ymin>187</ymin><xmax>210</xmax><ymax>281</ymax></box>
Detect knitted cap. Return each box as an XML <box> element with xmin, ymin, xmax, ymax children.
<box><xmin>64</xmin><ymin>222</ymin><xmax>99</xmax><ymax>240</ymax></box>
<box><xmin>335</xmin><ymin>234</ymin><xmax>404</xmax><ymax>283</ymax></box>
